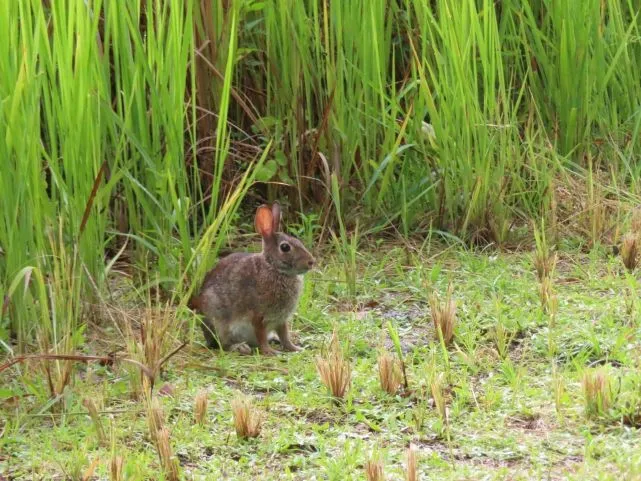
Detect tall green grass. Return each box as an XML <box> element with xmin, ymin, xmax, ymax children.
<box><xmin>1</xmin><ymin>0</ymin><xmax>640</xmax><ymax>353</ymax></box>
<box><xmin>238</xmin><ymin>0</ymin><xmax>641</xmax><ymax>234</ymax></box>
<box><xmin>0</xmin><ymin>0</ymin><xmax>255</xmax><ymax>351</ymax></box>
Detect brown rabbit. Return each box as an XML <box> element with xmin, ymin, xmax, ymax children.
<box><xmin>191</xmin><ymin>202</ymin><xmax>315</xmax><ymax>355</ymax></box>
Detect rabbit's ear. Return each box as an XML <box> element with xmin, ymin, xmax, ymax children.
<box><xmin>255</xmin><ymin>204</ymin><xmax>274</xmax><ymax>238</ymax></box>
<box><xmin>271</xmin><ymin>202</ymin><xmax>281</xmax><ymax>233</ymax></box>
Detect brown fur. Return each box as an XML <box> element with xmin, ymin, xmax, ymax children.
<box><xmin>191</xmin><ymin>203</ymin><xmax>315</xmax><ymax>355</ymax></box>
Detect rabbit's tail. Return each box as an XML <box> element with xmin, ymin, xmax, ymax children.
<box><xmin>189</xmin><ymin>295</ymin><xmax>221</xmax><ymax>349</ymax></box>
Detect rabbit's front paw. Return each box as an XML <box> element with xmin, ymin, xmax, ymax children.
<box><xmin>259</xmin><ymin>345</ymin><xmax>278</xmax><ymax>356</ymax></box>
<box><xmin>282</xmin><ymin>342</ymin><xmax>303</xmax><ymax>352</ymax></box>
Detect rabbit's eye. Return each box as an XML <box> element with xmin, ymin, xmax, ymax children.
<box><xmin>280</xmin><ymin>242</ymin><xmax>291</xmax><ymax>253</ymax></box>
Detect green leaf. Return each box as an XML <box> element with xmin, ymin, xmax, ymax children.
<box><xmin>275</xmin><ymin>150</ymin><xmax>288</xmax><ymax>167</ymax></box>
<box><xmin>255</xmin><ymin>159</ymin><xmax>279</xmax><ymax>182</ymax></box>
<box><xmin>0</xmin><ymin>387</ymin><xmax>17</xmax><ymax>400</ymax></box>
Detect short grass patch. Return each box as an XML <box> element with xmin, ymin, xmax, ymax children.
<box><xmin>2</xmin><ymin>244</ymin><xmax>641</xmax><ymax>480</ymax></box>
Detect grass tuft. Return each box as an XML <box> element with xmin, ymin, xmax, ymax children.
<box><xmin>533</xmin><ymin>247</ymin><xmax>557</xmax><ymax>284</ymax></box>
<box><xmin>194</xmin><ymin>390</ymin><xmax>209</xmax><ymax>426</ymax></box>
<box><xmin>532</xmin><ymin>220</ymin><xmax>557</xmax><ymax>282</ymax></box>
<box><xmin>364</xmin><ymin>455</ymin><xmax>385</xmax><ymax>481</ymax></box>
<box><xmin>429</xmin><ymin>284</ymin><xmax>456</xmax><ymax>346</ymax></box>
<box><xmin>109</xmin><ymin>455</ymin><xmax>124</xmax><ymax>481</ymax></box>
<box><xmin>582</xmin><ymin>369</ymin><xmax>613</xmax><ymax>419</ymax></box>
<box><xmin>231</xmin><ymin>396</ymin><xmax>263</xmax><ymax>439</ymax></box>
<box><xmin>155</xmin><ymin>428</ymin><xmax>180</xmax><ymax>481</ymax></box>
<box><xmin>405</xmin><ymin>445</ymin><xmax>418</xmax><ymax>481</ymax></box>
<box><xmin>146</xmin><ymin>397</ymin><xmax>166</xmax><ymax>446</ymax></box>
<box><xmin>144</xmin><ymin>397</ymin><xmax>179</xmax><ymax>481</ymax></box>
<box><xmin>377</xmin><ymin>352</ymin><xmax>402</xmax><ymax>395</ymax></box>
<box><xmin>539</xmin><ymin>276</ymin><xmax>559</xmax><ymax>318</ymax></box>
<box><xmin>123</xmin><ymin>302</ymin><xmax>182</xmax><ymax>395</ymax></box>
<box><xmin>82</xmin><ymin>398</ymin><xmax>107</xmax><ymax>447</ymax></box>
<box><xmin>316</xmin><ymin>331</ymin><xmax>352</xmax><ymax>401</ymax></box>
<box><xmin>620</xmin><ymin>233</ymin><xmax>639</xmax><ymax>271</ymax></box>
<box><xmin>430</xmin><ymin>373</ymin><xmax>447</xmax><ymax>423</ymax></box>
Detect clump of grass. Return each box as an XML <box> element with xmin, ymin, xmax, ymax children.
<box><xmin>430</xmin><ymin>373</ymin><xmax>447</xmax><ymax>423</ymax></box>
<box><xmin>584</xmin><ymin>164</ymin><xmax>610</xmax><ymax>248</ymax></box>
<box><xmin>533</xmin><ymin>221</ymin><xmax>558</xmax><ymax>319</ymax></box>
<box><xmin>155</xmin><ymin>428</ymin><xmax>180</xmax><ymax>481</ymax></box>
<box><xmin>144</xmin><ymin>397</ymin><xmax>180</xmax><ymax>481</ymax></box>
<box><xmin>620</xmin><ymin>233</ymin><xmax>639</xmax><ymax>271</ymax></box>
<box><xmin>316</xmin><ymin>331</ymin><xmax>352</xmax><ymax>401</ymax></box>
<box><xmin>405</xmin><ymin>445</ymin><xmax>418</xmax><ymax>481</ymax></box>
<box><xmin>364</xmin><ymin>454</ymin><xmax>385</xmax><ymax>481</ymax></box>
<box><xmin>533</xmin><ymin>246</ymin><xmax>557</xmax><ymax>284</ymax></box>
<box><xmin>386</xmin><ymin>321</ymin><xmax>410</xmax><ymax>392</ymax></box>
<box><xmin>194</xmin><ymin>390</ymin><xmax>209</xmax><ymax>426</ymax></box>
<box><xmin>110</xmin><ymin>455</ymin><xmax>124</xmax><ymax>481</ymax></box>
<box><xmin>146</xmin><ymin>397</ymin><xmax>165</xmax><ymax>445</ymax></box>
<box><xmin>493</xmin><ymin>322</ymin><xmax>515</xmax><ymax>360</ymax></box>
<box><xmin>428</xmin><ymin>283</ymin><xmax>456</xmax><ymax>346</ymax></box>
<box><xmin>231</xmin><ymin>395</ymin><xmax>263</xmax><ymax>439</ymax></box>
<box><xmin>330</xmin><ymin>174</ymin><xmax>359</xmax><ymax>298</ymax></box>
<box><xmin>377</xmin><ymin>352</ymin><xmax>402</xmax><ymax>395</ymax></box>
<box><xmin>552</xmin><ymin>367</ymin><xmax>566</xmax><ymax>419</ymax></box>
<box><xmin>123</xmin><ymin>300</ymin><xmax>185</xmax><ymax>395</ymax></box>
<box><xmin>82</xmin><ymin>398</ymin><xmax>107</xmax><ymax>447</ymax></box>
<box><xmin>539</xmin><ymin>276</ymin><xmax>559</xmax><ymax>318</ymax></box>
<box><xmin>532</xmin><ymin>220</ymin><xmax>557</xmax><ymax>280</ymax></box>
<box><xmin>32</xmin><ymin>222</ymin><xmax>85</xmax><ymax>399</ymax></box>
<box><xmin>582</xmin><ymin>369</ymin><xmax>613</xmax><ymax>419</ymax></box>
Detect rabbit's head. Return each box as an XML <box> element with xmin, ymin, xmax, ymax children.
<box><xmin>255</xmin><ymin>203</ymin><xmax>315</xmax><ymax>275</ymax></box>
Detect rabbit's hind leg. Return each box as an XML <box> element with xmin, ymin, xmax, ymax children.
<box><xmin>276</xmin><ymin>322</ymin><xmax>303</xmax><ymax>352</ymax></box>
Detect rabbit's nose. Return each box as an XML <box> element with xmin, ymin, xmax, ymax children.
<box><xmin>308</xmin><ymin>258</ymin><xmax>315</xmax><ymax>268</ymax></box>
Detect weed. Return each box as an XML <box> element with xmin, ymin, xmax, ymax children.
<box><xmin>330</xmin><ymin>174</ymin><xmax>359</xmax><ymax>298</ymax></box>
<box><xmin>231</xmin><ymin>395</ymin><xmax>263</xmax><ymax>439</ymax></box>
<box><xmin>584</xmin><ymin>162</ymin><xmax>609</xmax><ymax>247</ymax></box>
<box><xmin>194</xmin><ymin>390</ymin><xmax>209</xmax><ymax>426</ymax></box>
<box><xmin>493</xmin><ymin>322</ymin><xmax>515</xmax><ymax>360</ymax></box>
<box><xmin>32</xmin><ymin>223</ymin><xmax>86</xmax><ymax>399</ymax></box>
<box><xmin>316</xmin><ymin>331</ymin><xmax>352</xmax><ymax>401</ymax></box>
<box><xmin>364</xmin><ymin>454</ymin><xmax>385</xmax><ymax>481</ymax></box>
<box><xmin>429</xmin><ymin>283</ymin><xmax>456</xmax><ymax>346</ymax></box>
<box><xmin>386</xmin><ymin>321</ymin><xmax>409</xmax><ymax>391</ymax></box>
<box><xmin>145</xmin><ymin>396</ymin><xmax>165</xmax><ymax>447</ymax></box>
<box><xmin>110</xmin><ymin>455</ymin><xmax>124</xmax><ymax>481</ymax></box>
<box><xmin>430</xmin><ymin>373</ymin><xmax>447</xmax><ymax>424</ymax></box>
<box><xmin>411</xmin><ymin>386</ymin><xmax>430</xmax><ymax>434</ymax></box>
<box><xmin>582</xmin><ymin>369</ymin><xmax>613</xmax><ymax>419</ymax></box>
<box><xmin>122</xmin><ymin>301</ymin><xmax>184</xmax><ymax>395</ymax></box>
<box><xmin>144</xmin><ymin>396</ymin><xmax>180</xmax><ymax>480</ymax></box>
<box><xmin>540</xmin><ymin>276</ymin><xmax>559</xmax><ymax>318</ymax></box>
<box><xmin>377</xmin><ymin>352</ymin><xmax>402</xmax><ymax>395</ymax></box>
<box><xmin>405</xmin><ymin>445</ymin><xmax>418</xmax><ymax>481</ymax></box>
<box><xmin>156</xmin><ymin>428</ymin><xmax>180</xmax><ymax>481</ymax></box>
<box><xmin>82</xmin><ymin>398</ymin><xmax>107</xmax><ymax>447</ymax></box>
<box><xmin>552</xmin><ymin>367</ymin><xmax>566</xmax><ymax>419</ymax></box>
<box><xmin>620</xmin><ymin>233</ymin><xmax>639</xmax><ymax>271</ymax></box>
<box><xmin>533</xmin><ymin>220</ymin><xmax>557</xmax><ymax>282</ymax></box>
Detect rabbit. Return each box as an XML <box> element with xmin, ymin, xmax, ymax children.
<box><xmin>190</xmin><ymin>202</ymin><xmax>315</xmax><ymax>355</ymax></box>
